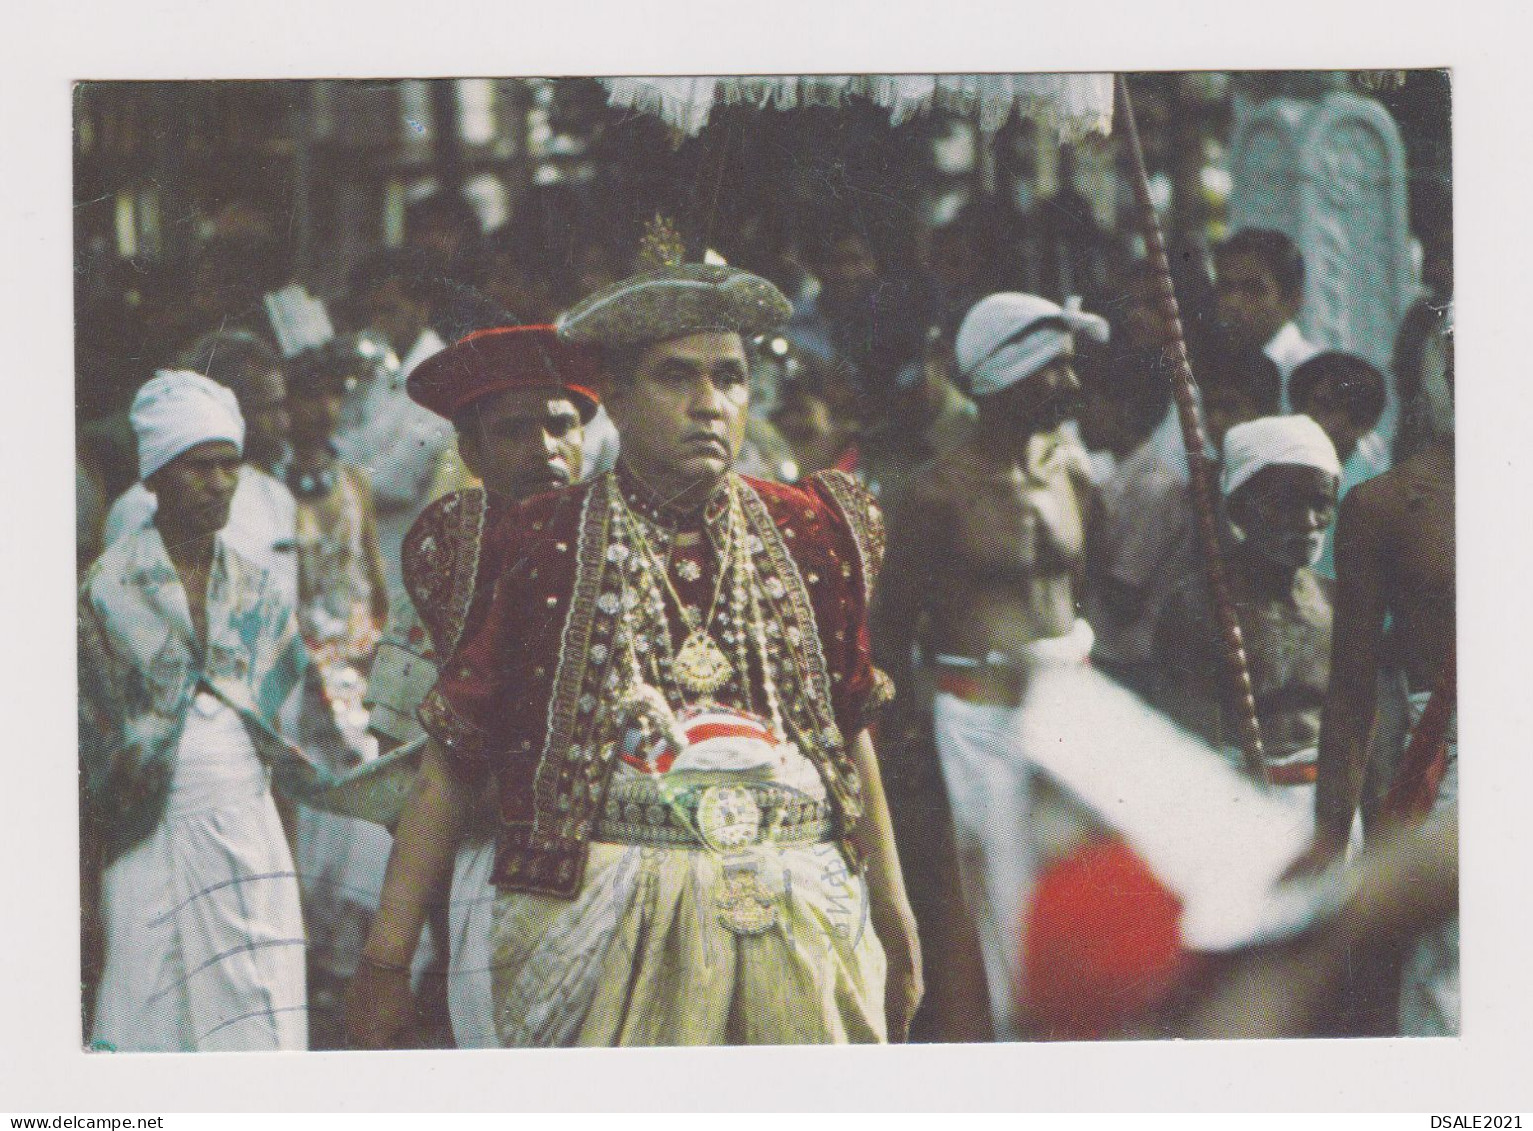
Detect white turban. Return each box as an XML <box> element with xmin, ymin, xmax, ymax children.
<box><xmin>955</xmin><ymin>292</ymin><xmax>1108</xmax><ymax>399</ymax></box>
<box><xmin>131</xmin><ymin>369</ymin><xmax>245</xmax><ymax>481</ymax></box>
<box><xmin>1221</xmin><ymin>414</ymin><xmax>1341</xmax><ymax>498</ymax></box>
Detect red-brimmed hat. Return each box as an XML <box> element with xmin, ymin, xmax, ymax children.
<box><xmin>407</xmin><ymin>325</ymin><xmax>601</xmax><ymax>423</ymax></box>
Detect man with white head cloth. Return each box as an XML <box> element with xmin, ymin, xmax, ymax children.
<box><xmin>1153</xmin><ymin>414</ymin><xmax>1350</xmax><ymax>848</ymax></box>
<box><xmin>872</xmin><ymin>291</ymin><xmax>1106</xmax><ymax>1039</ymax></box>
<box><xmin>79</xmin><ymin>370</ymin><xmax>314</xmax><ymax>1051</ymax></box>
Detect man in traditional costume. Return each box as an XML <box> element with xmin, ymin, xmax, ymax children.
<box><xmin>872</xmin><ymin>291</ymin><xmax>1104</xmax><ymax>1040</ymax></box>
<box><xmin>79</xmin><ymin>371</ymin><xmax>313</xmax><ymax>1051</ymax></box>
<box><xmin>363</xmin><ymin>324</ymin><xmax>601</xmax><ymax>1048</ymax></box>
<box><xmin>349</xmin><ymin>259</ymin><xmax>921</xmax><ymax>1047</ymax></box>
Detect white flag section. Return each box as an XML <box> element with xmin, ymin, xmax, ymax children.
<box><xmin>1017</xmin><ymin>663</ymin><xmax>1349</xmax><ymax>953</ymax></box>
<box><xmin>600</xmin><ymin>74</ymin><xmax>1115</xmax><ymax>139</ymax></box>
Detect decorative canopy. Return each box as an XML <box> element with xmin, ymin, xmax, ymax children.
<box><xmin>600</xmin><ymin>74</ymin><xmax>1114</xmax><ymax>140</ymax></box>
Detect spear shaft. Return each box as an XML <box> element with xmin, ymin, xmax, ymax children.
<box><xmin>1114</xmin><ymin>74</ymin><xmax>1270</xmax><ymax>783</ymax></box>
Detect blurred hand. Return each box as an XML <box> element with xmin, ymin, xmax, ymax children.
<box><xmin>880</xmin><ymin>909</ymin><xmax>924</xmax><ymax>1043</ymax></box>
<box><xmin>345</xmin><ymin>959</ymin><xmax>418</xmax><ymax>1049</ymax></box>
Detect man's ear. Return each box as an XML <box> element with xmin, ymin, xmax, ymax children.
<box><xmin>597</xmin><ymin>367</ymin><xmax>630</xmax><ymax>421</ymax></box>
<box><xmin>456</xmin><ymin>429</ymin><xmax>483</xmax><ymax>482</ymax></box>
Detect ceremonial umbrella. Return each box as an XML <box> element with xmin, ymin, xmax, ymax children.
<box><xmin>601</xmin><ymin>72</ymin><xmax>1270</xmax><ymax>782</ymax></box>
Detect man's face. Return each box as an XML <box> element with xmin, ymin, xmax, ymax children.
<box><xmin>238</xmin><ymin>368</ymin><xmax>290</xmax><ymax>468</ymax></box>
<box><xmin>457</xmin><ymin>388</ymin><xmax>585</xmax><ymax>500</ymax></box>
<box><xmin>817</xmin><ymin>236</ymin><xmax>880</xmax><ymax>310</ymax></box>
<box><xmin>979</xmin><ymin>350</ymin><xmax>1083</xmax><ymax>437</ymax></box>
<box><xmin>1229</xmin><ymin>463</ymin><xmax>1338</xmax><ymax>571</ymax></box>
<box><xmin>146</xmin><ymin>440</ymin><xmax>242</xmax><ymax>540</ymax></box>
<box><xmin>1077</xmin><ymin>382</ymin><xmax>1128</xmax><ymax>455</ymax></box>
<box><xmin>604</xmin><ymin>332</ymin><xmax>749</xmax><ymax>489</ymax></box>
<box><xmin>1215</xmin><ymin>252</ymin><xmax>1298</xmax><ymax>351</ymax></box>
<box><xmin>363</xmin><ymin>278</ymin><xmax>429</xmax><ymax>355</ymax></box>
<box><xmin>1293</xmin><ymin>376</ymin><xmax>1366</xmax><ymax>463</ymax></box>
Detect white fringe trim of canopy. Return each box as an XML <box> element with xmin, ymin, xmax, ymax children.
<box><xmin>601</xmin><ymin>74</ymin><xmax>1114</xmax><ymax>140</ymax></box>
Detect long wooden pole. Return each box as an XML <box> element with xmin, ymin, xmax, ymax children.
<box><xmin>1115</xmin><ymin>74</ymin><xmax>1269</xmax><ymax>783</ymax></box>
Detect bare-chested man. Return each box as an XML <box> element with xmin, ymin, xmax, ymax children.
<box><xmin>874</xmin><ymin>292</ymin><xmax>1106</xmax><ymax>1040</ymax></box>
<box><xmin>1314</xmin><ymin>310</ymin><xmax>1455</xmax><ymax>1035</ymax></box>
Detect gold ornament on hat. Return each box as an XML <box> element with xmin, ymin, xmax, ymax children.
<box><xmin>636</xmin><ymin>213</ymin><xmax>688</xmax><ymax>271</ymax></box>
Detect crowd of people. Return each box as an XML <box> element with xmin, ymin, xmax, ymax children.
<box><xmin>75</xmin><ymin>177</ymin><xmax>1457</xmax><ymax>1052</ymax></box>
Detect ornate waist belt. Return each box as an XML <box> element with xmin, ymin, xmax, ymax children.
<box><xmin>595</xmin><ymin>777</ymin><xmax>833</xmax><ymax>850</ymax></box>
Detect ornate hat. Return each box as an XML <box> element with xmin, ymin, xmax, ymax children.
<box><xmin>556</xmin><ymin>263</ymin><xmax>793</xmax><ymax>349</ymax></box>
<box><xmin>407</xmin><ymin>325</ymin><xmax>601</xmax><ymax>423</ymax></box>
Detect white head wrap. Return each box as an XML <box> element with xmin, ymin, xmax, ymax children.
<box><xmin>1221</xmin><ymin>414</ymin><xmax>1341</xmax><ymax>498</ymax></box>
<box><xmin>131</xmin><ymin>369</ymin><xmax>245</xmax><ymax>481</ymax></box>
<box><xmin>955</xmin><ymin>292</ymin><xmax>1108</xmax><ymax>399</ymax></box>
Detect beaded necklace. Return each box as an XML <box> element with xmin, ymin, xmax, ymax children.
<box><xmin>606</xmin><ymin>475</ymin><xmax>787</xmax><ymax>742</ymax></box>
<box><xmin>617</xmin><ymin>488</ymin><xmax>736</xmax><ymax>698</ymax></box>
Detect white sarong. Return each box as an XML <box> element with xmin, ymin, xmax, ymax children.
<box><xmin>91</xmin><ymin>694</ymin><xmax>307</xmax><ymax>1051</ymax></box>
<box><xmin>1399</xmin><ymin>690</ymin><xmax>1459</xmax><ymax>1037</ymax></box>
<box><xmin>443</xmin><ymin>833</ymin><xmax>499</xmax><ymax>1048</ymax></box>
<box><xmin>930</xmin><ymin>617</ymin><xmax>1095</xmax><ymax>1039</ymax></box>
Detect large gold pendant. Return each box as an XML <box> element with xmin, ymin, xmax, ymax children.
<box><xmin>716</xmin><ymin>868</ymin><xmax>778</xmax><ymax>936</ymax></box>
<box><xmin>674</xmin><ymin>630</ymin><xmax>733</xmax><ymax>696</ymax></box>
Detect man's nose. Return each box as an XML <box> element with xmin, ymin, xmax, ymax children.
<box><xmin>539</xmin><ymin>428</ymin><xmax>566</xmax><ymax>458</ymax></box>
<box><xmin>688</xmin><ymin>379</ymin><xmax>728</xmax><ymax>418</ymax></box>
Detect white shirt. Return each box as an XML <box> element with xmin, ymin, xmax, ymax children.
<box><xmin>335</xmin><ymin>328</ymin><xmax>449</xmax><ymax>512</ymax></box>
<box><xmin>1144</xmin><ymin>322</ymin><xmax>1323</xmax><ymax>484</ymax></box>
<box><xmin>582</xmin><ymin>405</ymin><xmax>622</xmax><ymax>478</ymax></box>
<box><xmin>334</xmin><ymin>328</ymin><xmax>449</xmax><ymax>599</ymax></box>
<box><xmin>103</xmin><ymin>464</ymin><xmax>300</xmax><ymax>609</ymax></box>
<box><xmin>1265</xmin><ymin>321</ymin><xmax>1322</xmax><ymax>406</ymax></box>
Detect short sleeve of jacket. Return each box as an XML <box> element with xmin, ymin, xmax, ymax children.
<box><xmin>416</xmin><ymin>490</ymin><xmax>580</xmax><ymax>785</ymax></box>
<box><xmin>804</xmin><ymin>470</ymin><xmax>893</xmax><ymax>737</ymax></box>
<box><xmin>415</xmin><ymin>504</ymin><xmax>523</xmax><ymax>783</ymax></box>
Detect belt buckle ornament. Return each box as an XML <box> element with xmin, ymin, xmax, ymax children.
<box><xmin>716</xmin><ymin>866</ymin><xmax>777</xmax><ymax>936</ymax></box>
<box><xmin>695</xmin><ymin>784</ymin><xmax>763</xmax><ymax>852</ymax></box>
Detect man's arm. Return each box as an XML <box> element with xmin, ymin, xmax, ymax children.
<box><xmin>1315</xmin><ymin>485</ymin><xmax>1391</xmax><ymax>854</ymax></box>
<box><xmin>345</xmin><ymin>739</ymin><xmax>472</xmax><ymax>1048</ymax></box>
<box><xmin>354</xmin><ymin>465</ymin><xmax>391</xmax><ymax>627</ymax></box>
<box><xmin>868</xmin><ymin>483</ymin><xmax>938</xmax><ymax>714</ymax></box>
<box><xmin>847</xmin><ymin>728</ymin><xmax>923</xmax><ymax>1043</ymax></box>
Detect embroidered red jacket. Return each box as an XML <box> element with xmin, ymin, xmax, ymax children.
<box><xmin>418</xmin><ymin>469</ymin><xmax>888</xmax><ymax>897</ymax></box>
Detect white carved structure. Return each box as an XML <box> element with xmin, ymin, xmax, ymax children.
<box><xmin>1229</xmin><ymin>92</ymin><xmax>1415</xmax><ymax>401</ymax></box>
